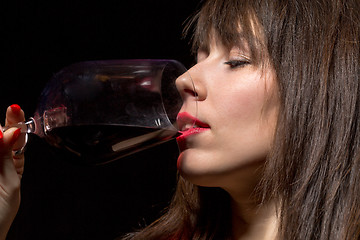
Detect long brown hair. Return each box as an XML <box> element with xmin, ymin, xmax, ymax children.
<box><xmin>262</xmin><ymin>0</ymin><xmax>360</xmax><ymax>239</ymax></box>
<box><xmin>123</xmin><ymin>0</ymin><xmax>360</xmax><ymax>239</ymax></box>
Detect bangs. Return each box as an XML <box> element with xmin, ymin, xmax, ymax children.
<box><xmin>185</xmin><ymin>0</ymin><xmax>266</xmax><ymax>65</ymax></box>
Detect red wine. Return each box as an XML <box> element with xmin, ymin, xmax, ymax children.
<box><xmin>46</xmin><ymin>125</ymin><xmax>178</xmax><ymax>165</ymax></box>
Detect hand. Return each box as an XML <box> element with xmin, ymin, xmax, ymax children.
<box><xmin>0</xmin><ymin>105</ymin><xmax>26</xmax><ymax>240</ymax></box>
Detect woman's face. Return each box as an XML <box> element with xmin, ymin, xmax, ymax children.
<box><xmin>176</xmin><ymin>36</ymin><xmax>279</xmax><ymax>189</ymax></box>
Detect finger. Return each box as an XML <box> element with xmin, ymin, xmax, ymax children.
<box><xmin>1</xmin><ymin>127</ymin><xmax>26</xmax><ymax>157</ymax></box>
<box><xmin>5</xmin><ymin>105</ymin><xmax>26</xmax><ymax>152</ymax></box>
<box><xmin>0</xmin><ymin>127</ymin><xmax>23</xmax><ymax>153</ymax></box>
<box><xmin>9</xmin><ymin>128</ymin><xmax>25</xmax><ymax>179</ymax></box>
<box><xmin>7</xmin><ymin>129</ymin><xmax>25</xmax><ymax>177</ymax></box>
<box><xmin>0</xmin><ymin>128</ymin><xmax>23</xmax><ymax>190</ymax></box>
<box><xmin>4</xmin><ymin>128</ymin><xmax>25</xmax><ymax>180</ymax></box>
<box><xmin>5</xmin><ymin>104</ymin><xmax>25</xmax><ymax>126</ymax></box>
<box><xmin>11</xmin><ymin>129</ymin><xmax>26</xmax><ymax>156</ymax></box>
<box><xmin>12</xmin><ymin>156</ymin><xmax>24</xmax><ymax>177</ymax></box>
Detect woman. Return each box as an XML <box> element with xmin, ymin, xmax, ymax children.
<box><xmin>125</xmin><ymin>0</ymin><xmax>360</xmax><ymax>239</ymax></box>
<box><xmin>1</xmin><ymin>0</ymin><xmax>360</xmax><ymax>239</ymax></box>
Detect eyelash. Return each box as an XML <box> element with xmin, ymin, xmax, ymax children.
<box><xmin>224</xmin><ymin>59</ymin><xmax>251</xmax><ymax>69</ymax></box>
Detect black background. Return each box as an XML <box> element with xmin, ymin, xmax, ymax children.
<box><xmin>2</xmin><ymin>1</ymin><xmax>200</xmax><ymax>239</ymax></box>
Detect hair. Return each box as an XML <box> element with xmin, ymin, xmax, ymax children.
<box><xmin>123</xmin><ymin>0</ymin><xmax>360</xmax><ymax>239</ymax></box>
<box><xmin>262</xmin><ymin>0</ymin><xmax>360</xmax><ymax>239</ymax></box>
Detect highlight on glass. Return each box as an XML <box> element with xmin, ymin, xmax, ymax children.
<box><xmin>3</xmin><ymin>59</ymin><xmax>196</xmax><ymax>165</ymax></box>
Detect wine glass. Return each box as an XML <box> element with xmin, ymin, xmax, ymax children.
<box><xmin>3</xmin><ymin>59</ymin><xmax>196</xmax><ymax>165</ymax></box>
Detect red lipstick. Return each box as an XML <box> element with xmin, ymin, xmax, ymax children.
<box><xmin>176</xmin><ymin>112</ymin><xmax>210</xmax><ymax>150</ymax></box>
<box><xmin>177</xmin><ymin>112</ymin><xmax>210</xmax><ymax>130</ymax></box>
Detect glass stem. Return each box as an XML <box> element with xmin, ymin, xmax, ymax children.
<box><xmin>1</xmin><ymin>118</ymin><xmax>36</xmax><ymax>134</ymax></box>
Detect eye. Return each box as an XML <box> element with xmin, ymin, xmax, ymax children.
<box><xmin>224</xmin><ymin>59</ymin><xmax>251</xmax><ymax>69</ymax></box>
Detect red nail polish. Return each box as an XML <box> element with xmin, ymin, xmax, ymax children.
<box><xmin>0</xmin><ymin>131</ymin><xmax>3</xmax><ymax>141</ymax></box>
<box><xmin>11</xmin><ymin>128</ymin><xmax>21</xmax><ymax>144</ymax></box>
<box><xmin>10</xmin><ymin>104</ymin><xmax>21</xmax><ymax>115</ymax></box>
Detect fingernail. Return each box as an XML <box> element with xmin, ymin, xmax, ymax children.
<box><xmin>0</xmin><ymin>124</ymin><xmax>3</xmax><ymax>141</ymax></box>
<box><xmin>10</xmin><ymin>104</ymin><xmax>21</xmax><ymax>115</ymax></box>
<box><xmin>0</xmin><ymin>124</ymin><xmax>4</xmax><ymax>145</ymax></box>
<box><xmin>11</xmin><ymin>128</ymin><xmax>21</xmax><ymax>145</ymax></box>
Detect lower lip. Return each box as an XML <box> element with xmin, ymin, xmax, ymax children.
<box><xmin>179</xmin><ymin>127</ymin><xmax>209</xmax><ymax>138</ymax></box>
<box><xmin>176</xmin><ymin>127</ymin><xmax>210</xmax><ymax>150</ymax></box>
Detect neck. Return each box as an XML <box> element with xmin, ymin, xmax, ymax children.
<box><xmin>230</xmin><ymin>198</ymin><xmax>277</xmax><ymax>240</ymax></box>
<box><xmin>222</xmin><ymin>165</ymin><xmax>278</xmax><ymax>240</ymax></box>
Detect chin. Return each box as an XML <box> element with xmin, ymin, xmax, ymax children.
<box><xmin>177</xmin><ymin>151</ymin><xmax>224</xmax><ymax>187</ymax></box>
<box><xmin>177</xmin><ymin>149</ymin><xmax>268</xmax><ymax>189</ymax></box>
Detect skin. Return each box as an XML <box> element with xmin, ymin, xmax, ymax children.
<box><xmin>0</xmin><ymin>30</ymin><xmax>280</xmax><ymax>240</ymax></box>
<box><xmin>0</xmin><ymin>34</ymin><xmax>279</xmax><ymax>239</ymax></box>
<box><xmin>0</xmin><ymin>35</ymin><xmax>279</xmax><ymax>239</ymax></box>
<box><xmin>0</xmin><ymin>106</ymin><xmax>26</xmax><ymax>240</ymax></box>
<box><xmin>176</xmin><ymin>35</ymin><xmax>279</xmax><ymax>239</ymax></box>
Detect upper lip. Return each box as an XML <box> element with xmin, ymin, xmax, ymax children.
<box><xmin>177</xmin><ymin>112</ymin><xmax>210</xmax><ymax>131</ymax></box>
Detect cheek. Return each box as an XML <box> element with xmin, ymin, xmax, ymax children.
<box><xmin>214</xmin><ymin>84</ymin><xmax>265</xmax><ymax>125</ymax></box>
<box><xmin>210</xmin><ymin>76</ymin><xmax>277</xmax><ymax>157</ymax></box>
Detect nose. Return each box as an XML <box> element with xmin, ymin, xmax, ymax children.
<box><xmin>175</xmin><ymin>64</ymin><xmax>206</xmax><ymax>102</ymax></box>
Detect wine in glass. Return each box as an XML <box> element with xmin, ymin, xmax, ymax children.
<box><xmin>3</xmin><ymin>59</ymin><xmax>196</xmax><ymax>165</ymax></box>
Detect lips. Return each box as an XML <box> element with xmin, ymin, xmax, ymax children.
<box><xmin>176</xmin><ymin>112</ymin><xmax>210</xmax><ymax>150</ymax></box>
<box><xmin>177</xmin><ymin>112</ymin><xmax>210</xmax><ymax>132</ymax></box>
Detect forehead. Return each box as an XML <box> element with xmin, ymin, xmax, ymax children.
<box><xmin>196</xmin><ymin>23</ymin><xmax>265</xmax><ymax>67</ymax></box>
<box><xmin>193</xmin><ymin>2</ymin><xmax>261</xmax><ymax>44</ymax></box>
<box><xmin>191</xmin><ymin>4</ymin><xmax>266</xmax><ymax>64</ymax></box>
<box><xmin>198</xmin><ymin>30</ymin><xmax>251</xmax><ymax>55</ymax></box>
